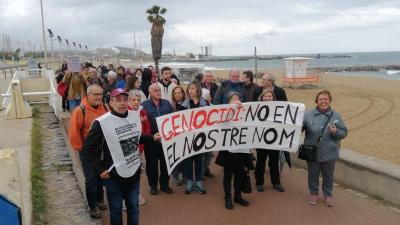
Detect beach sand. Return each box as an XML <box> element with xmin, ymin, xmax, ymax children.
<box><xmin>211</xmin><ymin>69</ymin><xmax>400</xmax><ymax>165</ymax></box>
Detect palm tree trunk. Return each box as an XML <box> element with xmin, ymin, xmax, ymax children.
<box><xmin>155</xmin><ymin>59</ymin><xmax>159</xmax><ymax>79</ymax></box>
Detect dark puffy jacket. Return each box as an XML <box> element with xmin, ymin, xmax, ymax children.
<box><xmin>141</xmin><ymin>98</ymin><xmax>173</xmax><ymax>135</ymax></box>
<box><xmin>213</xmin><ymin>80</ymin><xmax>246</xmax><ymax>104</ymax></box>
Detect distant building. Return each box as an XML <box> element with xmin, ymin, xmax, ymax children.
<box><xmin>112</xmin><ymin>46</ymin><xmax>146</xmax><ymax>56</ymax></box>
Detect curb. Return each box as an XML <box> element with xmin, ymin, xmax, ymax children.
<box><xmin>291</xmin><ymin>149</ymin><xmax>400</xmax><ymax>206</ymax></box>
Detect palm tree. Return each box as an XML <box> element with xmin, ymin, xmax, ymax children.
<box><xmin>146</xmin><ymin>5</ymin><xmax>167</xmax><ymax>76</ymax></box>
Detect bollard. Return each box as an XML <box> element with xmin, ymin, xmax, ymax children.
<box><xmin>5</xmin><ymin>80</ymin><xmax>32</xmax><ymax>119</ymax></box>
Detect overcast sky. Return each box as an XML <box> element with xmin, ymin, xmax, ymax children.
<box><xmin>1</xmin><ymin>0</ymin><xmax>399</xmax><ymax>56</ymax></box>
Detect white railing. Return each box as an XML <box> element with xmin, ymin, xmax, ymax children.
<box><xmin>1</xmin><ymin>69</ymin><xmax>59</xmax><ymax>118</ymax></box>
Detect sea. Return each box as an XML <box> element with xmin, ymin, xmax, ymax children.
<box><xmin>198</xmin><ymin>51</ymin><xmax>400</xmax><ymax>80</ymax></box>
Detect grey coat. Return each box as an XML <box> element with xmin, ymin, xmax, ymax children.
<box><xmin>303</xmin><ymin>107</ymin><xmax>348</xmax><ymax>162</ymax></box>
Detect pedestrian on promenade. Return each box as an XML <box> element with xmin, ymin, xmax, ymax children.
<box><xmin>68</xmin><ymin>84</ymin><xmax>107</xmax><ymax>219</ymax></box>
<box><xmin>124</xmin><ymin>76</ymin><xmax>147</xmax><ymax>103</ymax></box>
<box><xmin>201</xmin><ymin>71</ymin><xmax>218</xmax><ymax>102</ymax></box>
<box><xmin>213</xmin><ymin>69</ymin><xmax>246</xmax><ymax>104</ymax></box>
<box><xmin>254</xmin><ymin>89</ymin><xmax>285</xmax><ymax>193</ymax></box>
<box><xmin>215</xmin><ymin>92</ymin><xmax>254</xmax><ymax>210</ymax></box>
<box><xmin>303</xmin><ymin>90</ymin><xmax>348</xmax><ymax>207</ymax></box>
<box><xmin>128</xmin><ymin>90</ymin><xmax>152</xmax><ymax>205</ymax></box>
<box><xmin>170</xmin><ymin>85</ymin><xmax>187</xmax><ymax>186</ymax></box>
<box><xmin>241</xmin><ymin>70</ymin><xmax>259</xmax><ymax>102</ymax></box>
<box><xmin>181</xmin><ymin>81</ymin><xmax>208</xmax><ymax>194</ymax></box>
<box><xmin>140</xmin><ymin>68</ymin><xmax>152</xmax><ymax>98</ymax></box>
<box><xmin>142</xmin><ymin>83</ymin><xmax>174</xmax><ymax>195</ymax></box>
<box><xmin>116</xmin><ymin>69</ymin><xmax>134</xmax><ymax>89</ymax></box>
<box><xmin>156</xmin><ymin>66</ymin><xmax>177</xmax><ymax>104</ymax></box>
<box><xmin>62</xmin><ymin>70</ymin><xmax>87</xmax><ymax>110</ymax></box>
<box><xmin>82</xmin><ymin>88</ymin><xmax>160</xmax><ymax>225</ymax></box>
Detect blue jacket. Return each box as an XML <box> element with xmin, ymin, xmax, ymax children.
<box><xmin>116</xmin><ymin>80</ymin><xmax>126</xmax><ymax>89</ymax></box>
<box><xmin>303</xmin><ymin>107</ymin><xmax>348</xmax><ymax>162</ymax></box>
<box><xmin>141</xmin><ymin>98</ymin><xmax>173</xmax><ymax>134</ymax></box>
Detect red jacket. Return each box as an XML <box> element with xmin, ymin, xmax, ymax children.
<box><xmin>128</xmin><ymin>105</ymin><xmax>151</xmax><ymax>154</ymax></box>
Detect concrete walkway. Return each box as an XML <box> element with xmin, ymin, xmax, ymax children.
<box><xmin>102</xmin><ymin>160</ymin><xmax>400</xmax><ymax>225</ymax></box>
<box><xmin>0</xmin><ymin>111</ymin><xmax>32</xmax><ymax>225</ymax></box>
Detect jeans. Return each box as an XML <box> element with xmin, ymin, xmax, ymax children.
<box><xmin>103</xmin><ymin>179</ymin><xmax>140</xmax><ymax>225</ymax></box>
<box><xmin>79</xmin><ymin>151</ymin><xmax>103</xmax><ymax>209</ymax></box>
<box><xmin>184</xmin><ymin>154</ymin><xmax>204</xmax><ymax>182</ymax></box>
<box><xmin>307</xmin><ymin>160</ymin><xmax>336</xmax><ymax>197</ymax></box>
<box><xmin>68</xmin><ymin>99</ymin><xmax>81</xmax><ymax>111</ymax></box>
<box><xmin>254</xmin><ymin>149</ymin><xmax>280</xmax><ymax>186</ymax></box>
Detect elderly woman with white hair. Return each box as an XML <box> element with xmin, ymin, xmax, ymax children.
<box><xmin>104</xmin><ymin>71</ymin><xmax>118</xmax><ymax>105</ymax></box>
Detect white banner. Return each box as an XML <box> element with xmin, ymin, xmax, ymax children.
<box><xmin>67</xmin><ymin>56</ymin><xmax>81</xmax><ymax>72</ymax></box>
<box><xmin>156</xmin><ymin>101</ymin><xmax>305</xmax><ymax>174</ymax></box>
<box><xmin>98</xmin><ymin>111</ymin><xmax>142</xmax><ymax>178</ymax></box>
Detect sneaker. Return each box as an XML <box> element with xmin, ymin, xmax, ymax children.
<box><xmin>307</xmin><ymin>195</ymin><xmax>319</xmax><ymax>205</ymax></box>
<box><xmin>185</xmin><ymin>180</ymin><xmax>193</xmax><ymax>194</ymax></box>
<box><xmin>89</xmin><ymin>207</ymin><xmax>102</xmax><ymax>219</ymax></box>
<box><xmin>324</xmin><ymin>196</ymin><xmax>334</xmax><ymax>207</ymax></box>
<box><xmin>139</xmin><ymin>194</ymin><xmax>146</xmax><ymax>205</ymax></box>
<box><xmin>171</xmin><ymin>174</ymin><xmax>183</xmax><ymax>186</ymax></box>
<box><xmin>256</xmin><ymin>185</ymin><xmax>264</xmax><ymax>192</ymax></box>
<box><xmin>273</xmin><ymin>184</ymin><xmax>285</xmax><ymax>192</ymax></box>
<box><xmin>98</xmin><ymin>200</ymin><xmax>108</xmax><ymax>210</ymax></box>
<box><xmin>195</xmin><ymin>181</ymin><xmax>206</xmax><ymax>194</ymax></box>
<box><xmin>160</xmin><ymin>186</ymin><xmax>173</xmax><ymax>194</ymax></box>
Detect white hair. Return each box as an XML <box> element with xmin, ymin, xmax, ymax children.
<box><xmin>87</xmin><ymin>84</ymin><xmax>102</xmax><ymax>94</ymax></box>
<box><xmin>128</xmin><ymin>90</ymin><xmax>142</xmax><ymax>100</ymax></box>
<box><xmin>107</xmin><ymin>71</ymin><xmax>117</xmax><ymax>80</ymax></box>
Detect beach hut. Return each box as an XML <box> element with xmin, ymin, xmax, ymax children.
<box><xmin>282</xmin><ymin>57</ymin><xmax>321</xmax><ymax>88</ymax></box>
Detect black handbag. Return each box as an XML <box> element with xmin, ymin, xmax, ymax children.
<box><xmin>241</xmin><ymin>167</ymin><xmax>252</xmax><ymax>193</ymax></box>
<box><xmin>298</xmin><ymin>144</ymin><xmax>317</xmax><ymax>161</ymax></box>
<box><xmin>298</xmin><ymin>111</ymin><xmax>334</xmax><ymax>161</ymax></box>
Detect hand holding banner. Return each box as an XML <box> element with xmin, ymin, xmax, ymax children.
<box><xmin>156</xmin><ymin>101</ymin><xmax>305</xmax><ymax>174</ymax></box>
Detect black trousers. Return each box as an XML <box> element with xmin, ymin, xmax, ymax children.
<box><xmin>223</xmin><ymin>166</ymin><xmax>244</xmax><ymax>198</ymax></box>
<box><xmin>144</xmin><ymin>142</ymin><xmax>170</xmax><ymax>189</ymax></box>
<box><xmin>254</xmin><ymin>149</ymin><xmax>280</xmax><ymax>186</ymax></box>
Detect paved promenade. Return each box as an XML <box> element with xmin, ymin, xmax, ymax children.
<box><xmin>100</xmin><ymin>161</ymin><xmax>400</xmax><ymax>225</ymax></box>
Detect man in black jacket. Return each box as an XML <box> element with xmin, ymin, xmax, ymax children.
<box><xmin>201</xmin><ymin>71</ymin><xmax>219</xmax><ymax>101</ymax></box>
<box><xmin>83</xmin><ymin>88</ymin><xmax>160</xmax><ymax>225</ymax></box>
<box><xmin>241</xmin><ymin>70</ymin><xmax>259</xmax><ymax>102</ymax></box>
<box><xmin>254</xmin><ymin>73</ymin><xmax>287</xmax><ymax>193</ymax></box>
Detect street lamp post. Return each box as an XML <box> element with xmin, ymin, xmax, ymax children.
<box><xmin>57</xmin><ymin>35</ymin><xmax>62</xmax><ymax>58</ymax></box>
<box><xmin>47</xmin><ymin>28</ymin><xmax>54</xmax><ymax>62</ymax></box>
<box><xmin>40</xmin><ymin>0</ymin><xmax>48</xmax><ymax>68</ymax></box>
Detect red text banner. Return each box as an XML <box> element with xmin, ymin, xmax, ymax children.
<box><xmin>156</xmin><ymin>101</ymin><xmax>305</xmax><ymax>174</ymax></box>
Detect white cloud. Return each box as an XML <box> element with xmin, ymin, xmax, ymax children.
<box><xmin>1</xmin><ymin>0</ymin><xmax>399</xmax><ymax>55</ymax></box>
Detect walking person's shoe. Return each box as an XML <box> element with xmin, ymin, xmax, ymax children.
<box><xmin>89</xmin><ymin>207</ymin><xmax>102</xmax><ymax>219</ymax></box>
<box><xmin>324</xmin><ymin>196</ymin><xmax>334</xmax><ymax>207</ymax></box>
<box><xmin>185</xmin><ymin>180</ymin><xmax>194</xmax><ymax>194</ymax></box>
<box><xmin>273</xmin><ymin>184</ymin><xmax>285</xmax><ymax>192</ymax></box>
<box><xmin>98</xmin><ymin>200</ymin><xmax>108</xmax><ymax>210</ymax></box>
<box><xmin>307</xmin><ymin>195</ymin><xmax>319</xmax><ymax>205</ymax></box>
<box><xmin>224</xmin><ymin>196</ymin><xmax>233</xmax><ymax>210</ymax></box>
<box><xmin>139</xmin><ymin>194</ymin><xmax>146</xmax><ymax>205</ymax></box>
<box><xmin>195</xmin><ymin>181</ymin><xmax>207</xmax><ymax>194</ymax></box>
<box><xmin>256</xmin><ymin>185</ymin><xmax>264</xmax><ymax>192</ymax></box>
<box><xmin>234</xmin><ymin>194</ymin><xmax>249</xmax><ymax>207</ymax></box>
<box><xmin>149</xmin><ymin>187</ymin><xmax>159</xmax><ymax>195</ymax></box>
<box><xmin>160</xmin><ymin>186</ymin><xmax>173</xmax><ymax>194</ymax></box>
